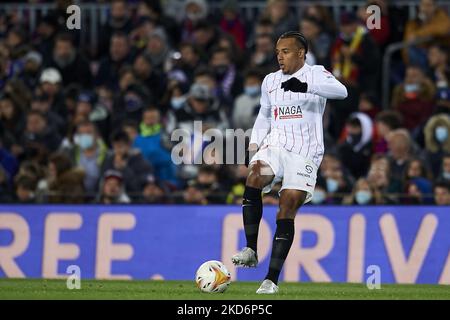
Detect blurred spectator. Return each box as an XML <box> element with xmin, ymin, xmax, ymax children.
<box><xmin>13</xmin><ymin>174</ymin><xmax>37</xmax><ymax>203</ymax></box>
<box><xmin>39</xmin><ymin>67</ymin><xmax>68</xmax><ymax>118</ymax></box>
<box><xmin>423</xmin><ymin>114</ymin><xmax>450</xmax><ymax>177</ymax></box>
<box><xmin>386</xmin><ymin>129</ymin><xmax>413</xmax><ymax>191</ymax></box>
<box><xmin>192</xmin><ymin>20</ymin><xmax>221</xmax><ymax>61</ymax></box>
<box><xmin>433</xmin><ymin>180</ymin><xmax>450</xmax><ymax>205</ymax></box>
<box><xmin>97</xmin><ymin>169</ymin><xmax>130</xmax><ymax>204</ymax></box>
<box><xmin>20</xmin><ymin>110</ymin><xmax>62</xmax><ymax>163</ymax></box>
<box><xmin>232</xmin><ymin>70</ymin><xmax>263</xmax><ymax>130</ymax></box>
<box><xmin>357</xmin><ymin>0</ymin><xmax>391</xmax><ymax>49</ymax></box>
<box><xmin>96</xmin><ymin>32</ymin><xmax>133</xmax><ymax>90</ymax></box>
<box><xmin>437</xmin><ymin>154</ymin><xmax>450</xmax><ymax>182</ymax></box>
<box><xmin>46</xmin><ymin>152</ymin><xmax>85</xmax><ymax>204</ymax></box>
<box><xmin>62</xmin><ymin>120</ymin><xmax>108</xmax><ymax>198</ymax></box>
<box><xmin>181</xmin><ymin>180</ymin><xmax>208</xmax><ymax>205</ymax></box>
<box><xmin>402</xmin><ymin>158</ymin><xmax>434</xmax><ymax>198</ymax></box>
<box><xmin>373</xmin><ymin>110</ymin><xmax>403</xmax><ymax>154</ymax></box>
<box><xmin>6</xmin><ymin>26</ymin><xmax>30</xmax><ymax>61</ymax></box>
<box><xmin>310</xmin><ymin>184</ymin><xmax>327</xmax><ymax>205</ymax></box>
<box><xmin>403</xmin><ymin>177</ymin><xmax>434</xmax><ymax>204</ymax></box>
<box><xmin>181</xmin><ymin>0</ymin><xmax>210</xmax><ymax>42</ymax></box>
<box><xmin>338</xmin><ymin>113</ymin><xmax>373</xmax><ymax>179</ymax></box>
<box><xmin>0</xmin><ymin>134</ymin><xmax>18</xmax><ymax>186</ymax></box>
<box><xmin>403</xmin><ymin>0</ymin><xmax>450</xmax><ymax>67</ymax></box>
<box><xmin>111</xmin><ymin>66</ymin><xmax>152</xmax><ymax>129</ymax></box>
<box><xmin>319</xmin><ymin>154</ymin><xmax>353</xmax><ymax>204</ymax></box>
<box><xmin>21</xmin><ymin>51</ymin><xmax>43</xmax><ymax>90</ymax></box>
<box><xmin>34</xmin><ymin>15</ymin><xmax>59</xmax><ymax>60</ymax></box>
<box><xmin>136</xmin><ymin>0</ymin><xmax>180</xmax><ymax>46</ymax></box>
<box><xmin>427</xmin><ymin>44</ymin><xmax>450</xmax><ymax>114</ymax></box>
<box><xmin>0</xmin><ymin>93</ymin><xmax>26</xmax><ymax>151</ymax></box>
<box><xmin>367</xmin><ymin>155</ymin><xmax>400</xmax><ymax>203</ymax></box>
<box><xmin>262</xmin><ymin>0</ymin><xmax>298</xmax><ymax>39</ymax></box>
<box><xmin>357</xmin><ymin>92</ymin><xmax>380</xmax><ymax>120</ymax></box>
<box><xmin>145</xmin><ymin>27</ymin><xmax>174</xmax><ymax>72</ymax></box>
<box><xmin>391</xmin><ymin>65</ymin><xmax>435</xmax><ymax>134</ymax></box>
<box><xmin>45</xmin><ymin>33</ymin><xmax>92</xmax><ymax>88</ymax></box>
<box><xmin>171</xmin><ymin>42</ymin><xmax>203</xmax><ymax>84</ymax></box>
<box><xmin>101</xmin><ymin>130</ymin><xmax>153</xmax><ymax>198</ymax></box>
<box><xmin>343</xmin><ymin>177</ymin><xmax>384</xmax><ymax>205</ymax></box>
<box><xmin>31</xmin><ymin>88</ymin><xmax>66</xmax><ymax>137</ymax></box>
<box><xmin>133</xmin><ymin>52</ymin><xmax>167</xmax><ymax>100</ymax></box>
<box><xmin>208</xmin><ymin>47</ymin><xmax>243</xmax><ymax>108</ymax></box>
<box><xmin>194</xmin><ymin>165</ymin><xmax>224</xmax><ymax>203</ymax></box>
<box><xmin>249</xmin><ymin>32</ymin><xmax>278</xmax><ymax>75</ymax></box>
<box><xmin>304</xmin><ymin>4</ymin><xmax>336</xmax><ymax>37</ymax></box>
<box><xmin>125</xmin><ymin>107</ymin><xmax>177</xmax><ymax>186</ymax></box>
<box><xmin>300</xmin><ymin>15</ymin><xmax>332</xmax><ymax>68</ymax></box>
<box><xmin>226</xmin><ymin>164</ymin><xmax>248</xmax><ymax>204</ymax></box>
<box><xmin>98</xmin><ymin>0</ymin><xmax>134</xmax><ymax>58</ymax></box>
<box><xmin>219</xmin><ymin>0</ymin><xmax>246</xmax><ymax>50</ymax></box>
<box><xmin>141</xmin><ymin>173</ymin><xmax>169</xmax><ymax>204</ymax></box>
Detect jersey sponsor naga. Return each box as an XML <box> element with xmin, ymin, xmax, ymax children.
<box><xmin>274</xmin><ymin>105</ymin><xmax>303</xmax><ymax>120</ymax></box>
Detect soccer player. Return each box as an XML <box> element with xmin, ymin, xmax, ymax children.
<box><xmin>231</xmin><ymin>31</ymin><xmax>348</xmax><ymax>294</ymax></box>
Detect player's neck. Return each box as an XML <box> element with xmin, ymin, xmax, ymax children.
<box><xmin>288</xmin><ymin>62</ymin><xmax>305</xmax><ymax>75</ymax></box>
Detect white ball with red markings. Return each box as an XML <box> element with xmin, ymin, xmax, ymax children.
<box><xmin>195</xmin><ymin>260</ymin><xmax>231</xmax><ymax>293</ymax></box>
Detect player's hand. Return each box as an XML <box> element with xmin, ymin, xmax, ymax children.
<box><xmin>245</xmin><ymin>144</ymin><xmax>258</xmax><ymax>167</ymax></box>
<box><xmin>281</xmin><ymin>77</ymin><xmax>308</xmax><ymax>93</ymax></box>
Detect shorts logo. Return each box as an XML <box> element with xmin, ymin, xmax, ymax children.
<box><xmin>305</xmin><ymin>165</ymin><xmax>313</xmax><ymax>174</ymax></box>
<box><xmin>274</xmin><ymin>105</ymin><xmax>303</xmax><ymax>120</ymax></box>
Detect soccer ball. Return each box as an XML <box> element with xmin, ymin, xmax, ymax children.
<box><xmin>195</xmin><ymin>260</ymin><xmax>231</xmax><ymax>293</ymax></box>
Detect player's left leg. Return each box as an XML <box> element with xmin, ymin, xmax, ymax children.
<box><xmin>256</xmin><ymin>189</ymin><xmax>307</xmax><ymax>294</ymax></box>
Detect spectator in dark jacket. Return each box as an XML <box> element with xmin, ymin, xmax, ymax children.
<box><xmin>101</xmin><ymin>130</ymin><xmax>153</xmax><ymax>199</ymax></box>
<box><xmin>45</xmin><ymin>33</ymin><xmax>92</xmax><ymax>88</ymax></box>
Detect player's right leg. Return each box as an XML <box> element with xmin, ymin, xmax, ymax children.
<box><xmin>232</xmin><ymin>160</ymin><xmax>274</xmax><ymax>267</ymax></box>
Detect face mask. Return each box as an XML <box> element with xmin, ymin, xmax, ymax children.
<box><xmin>244</xmin><ymin>85</ymin><xmax>261</xmax><ymax>97</ymax></box>
<box><xmin>311</xmin><ymin>190</ymin><xmax>326</xmax><ymax>204</ymax></box>
<box><xmin>54</xmin><ymin>51</ymin><xmax>76</xmax><ymax>68</ymax></box>
<box><xmin>404</xmin><ymin>83</ymin><xmax>419</xmax><ymax>93</ymax></box>
<box><xmin>326</xmin><ymin>178</ymin><xmax>339</xmax><ymax>193</ymax></box>
<box><xmin>355</xmin><ymin>190</ymin><xmax>372</xmax><ymax>204</ymax></box>
<box><xmin>75</xmin><ymin>134</ymin><xmax>94</xmax><ymax>150</ymax></box>
<box><xmin>435</xmin><ymin>126</ymin><xmax>448</xmax><ymax>143</ymax></box>
<box><xmin>443</xmin><ymin>172</ymin><xmax>450</xmax><ymax>180</ymax></box>
<box><xmin>214</xmin><ymin>65</ymin><xmax>228</xmax><ymax>80</ymax></box>
<box><xmin>171</xmin><ymin>96</ymin><xmax>186</xmax><ymax>110</ymax></box>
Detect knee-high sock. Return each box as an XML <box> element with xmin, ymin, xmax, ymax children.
<box><xmin>242</xmin><ymin>186</ymin><xmax>262</xmax><ymax>252</ymax></box>
<box><xmin>265</xmin><ymin>219</ymin><xmax>295</xmax><ymax>285</ymax></box>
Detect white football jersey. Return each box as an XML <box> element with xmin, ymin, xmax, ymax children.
<box><xmin>250</xmin><ymin>63</ymin><xmax>347</xmax><ymax>168</ymax></box>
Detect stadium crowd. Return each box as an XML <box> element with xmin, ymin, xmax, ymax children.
<box><xmin>0</xmin><ymin>0</ymin><xmax>449</xmax><ymax>205</ymax></box>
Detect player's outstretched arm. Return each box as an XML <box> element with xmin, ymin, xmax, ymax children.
<box><xmin>306</xmin><ymin>66</ymin><xmax>348</xmax><ymax>100</ymax></box>
<box><xmin>249</xmin><ymin>76</ymin><xmax>271</xmax><ymax>147</ymax></box>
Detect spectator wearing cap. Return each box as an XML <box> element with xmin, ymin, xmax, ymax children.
<box><xmin>21</xmin><ymin>51</ymin><xmax>43</xmax><ymax>91</ymax></box>
<box><xmin>300</xmin><ymin>15</ymin><xmax>333</xmax><ymax>68</ymax></box>
<box><xmin>126</xmin><ymin>107</ymin><xmax>178</xmax><ymax>186</ymax></box>
<box><xmin>133</xmin><ymin>52</ymin><xmax>166</xmax><ymax>100</ymax></box>
<box><xmin>403</xmin><ymin>0</ymin><xmax>450</xmax><ymax>67</ymax></box>
<box><xmin>433</xmin><ymin>180</ymin><xmax>450</xmax><ymax>205</ymax></box>
<box><xmin>338</xmin><ymin>112</ymin><xmax>374</xmax><ymax>179</ymax></box>
<box><xmin>101</xmin><ymin>130</ymin><xmax>154</xmax><ymax>199</ymax></box>
<box><xmin>423</xmin><ymin>114</ymin><xmax>450</xmax><ymax>177</ymax></box>
<box><xmin>97</xmin><ymin>169</ymin><xmax>130</xmax><ymax>204</ymax></box>
<box><xmin>141</xmin><ymin>173</ymin><xmax>170</xmax><ymax>204</ymax></box>
<box><xmin>62</xmin><ymin>120</ymin><xmax>109</xmax><ymax>199</ymax></box>
<box><xmin>45</xmin><ymin>33</ymin><xmax>92</xmax><ymax>88</ymax></box>
<box><xmin>96</xmin><ymin>32</ymin><xmax>134</xmax><ymax>91</ymax></box>
<box><xmin>98</xmin><ymin>0</ymin><xmax>134</xmax><ymax>59</ymax></box>
<box><xmin>39</xmin><ymin>67</ymin><xmax>68</xmax><ymax>118</ymax></box>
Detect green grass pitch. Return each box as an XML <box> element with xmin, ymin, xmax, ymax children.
<box><xmin>0</xmin><ymin>279</ymin><xmax>449</xmax><ymax>300</ymax></box>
